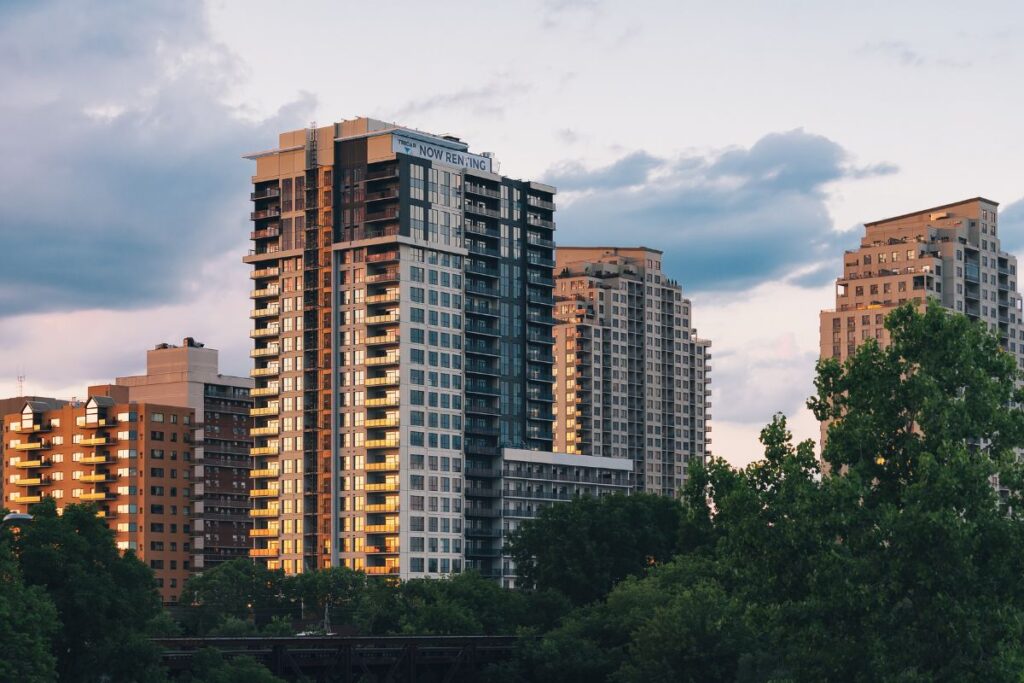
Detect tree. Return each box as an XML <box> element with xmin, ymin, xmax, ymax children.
<box><xmin>182</xmin><ymin>648</ymin><xmax>285</xmax><ymax>683</ymax></box>
<box><xmin>292</xmin><ymin>565</ymin><xmax>366</xmax><ymax>628</ymax></box>
<box><xmin>14</xmin><ymin>499</ymin><xmax>166</xmax><ymax>682</ymax></box>
<box><xmin>180</xmin><ymin>557</ymin><xmax>293</xmax><ymax>635</ymax></box>
<box><xmin>520</xmin><ymin>303</ymin><xmax>1024</xmax><ymax>681</ymax></box>
<box><xmin>505</xmin><ymin>493</ymin><xmax>684</xmax><ymax>605</ymax></box>
<box><xmin>0</xmin><ymin>522</ymin><xmax>58</xmax><ymax>682</ymax></box>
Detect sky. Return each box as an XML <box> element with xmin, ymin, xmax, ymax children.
<box><xmin>1</xmin><ymin>0</ymin><xmax>1022</xmax><ymax>467</ymax></box>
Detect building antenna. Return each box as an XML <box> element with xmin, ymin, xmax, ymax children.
<box><xmin>16</xmin><ymin>369</ymin><xmax>25</xmax><ymax>397</ymax></box>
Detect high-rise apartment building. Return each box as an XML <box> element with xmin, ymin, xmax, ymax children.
<box><xmin>116</xmin><ymin>338</ymin><xmax>253</xmax><ymax>571</ymax></box>
<box><xmin>1</xmin><ymin>386</ymin><xmax>195</xmax><ymax>603</ymax></box>
<box><xmin>243</xmin><ymin>117</ymin><xmax>556</xmax><ymax>579</ymax></box>
<box><xmin>821</xmin><ymin>198</ymin><xmax>1023</xmax><ymax>364</ymax></box>
<box><xmin>553</xmin><ymin>247</ymin><xmax>712</xmax><ymax>497</ymax></box>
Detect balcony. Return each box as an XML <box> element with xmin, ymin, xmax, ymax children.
<box><xmin>365</xmin><ymin>188</ymin><xmax>399</xmax><ymax>202</ymax></box>
<box><xmin>250</xmin><ymin>468</ymin><xmax>279</xmax><ymax>479</ymax></box>
<box><xmin>250</xmin><ymin>386</ymin><xmax>279</xmax><ymax>398</ymax></box>
<box><xmin>364</xmin><ymin>566</ymin><xmax>400</xmax><ymax>575</ymax></box>
<box><xmin>466</xmin><ymin>321</ymin><xmax>499</xmax><ymax>336</ymax></box>
<box><xmin>366</xmin><ymin>460</ymin><xmax>399</xmax><ymax>472</ymax></box>
<box><xmin>366</xmin><ymin>291</ymin><xmax>400</xmax><ymax>304</ymax></box>
<box><xmin>249</xmin><ymin>507</ymin><xmax>279</xmax><ymax>518</ymax></box>
<box><xmin>14</xmin><ymin>458</ymin><xmax>49</xmax><ymax>469</ymax></box>
<box><xmin>250</xmin><ymin>488</ymin><xmax>279</xmax><ymax>498</ymax></box>
<box><xmin>81</xmin><ymin>473</ymin><xmax>115</xmax><ymax>483</ymax></box>
<box><xmin>251</xmin><ymin>187</ymin><xmax>281</xmax><ymax>201</ymax></box>
<box><xmin>81</xmin><ymin>454</ymin><xmax>112</xmax><ymax>465</ymax></box>
<box><xmin>13</xmin><ymin>422</ymin><xmax>50</xmax><ymax>434</ymax></box>
<box><xmin>250</xmin><ymin>425</ymin><xmax>279</xmax><ymax>437</ymax></box>
<box><xmin>250</xmin><ymin>306</ymin><xmax>280</xmax><ymax>319</ymax></box>
<box><xmin>250</xmin><ymin>405</ymin><xmax>279</xmax><ymax>417</ymax></box>
<box><xmin>465</xmin><ymin>301</ymin><xmax>500</xmax><ymax>317</ymax></box>
<box><xmin>365</xmin><ymin>502</ymin><xmax>399</xmax><ymax>513</ymax></box>
<box><xmin>13</xmin><ymin>441</ymin><xmax>48</xmax><ymax>451</ymax></box>
<box><xmin>249</xmin><ymin>547</ymin><xmax>280</xmax><ymax>558</ymax></box>
<box><xmin>251</xmin><ymin>287</ymin><xmax>280</xmax><ymax>298</ymax></box>
<box><xmin>365</xmin><ymin>354</ymin><xmax>400</xmax><ymax>367</ymax></box>
<box><xmin>249</xmin><ymin>527</ymin><xmax>279</xmax><ymax>538</ymax></box>
<box><xmin>464</xmin><ymin>203</ymin><xmax>500</xmax><ymax>219</ymax></box>
<box><xmin>366</xmin><ymin>333</ymin><xmax>400</xmax><ymax>346</ymax></box>
<box><xmin>465</xmin><ymin>359</ymin><xmax>498</xmax><ymax>374</ymax></box>
<box><xmin>250</xmin><ymin>208</ymin><xmax>282</xmax><ymax>221</ymax></box>
<box><xmin>527</xmin><ymin>195</ymin><xmax>556</xmax><ymax>211</ymax></box>
<box><xmin>365</xmin><ymin>374</ymin><xmax>399</xmax><ymax>387</ymax></box>
<box><xmin>366</xmin><ymin>251</ymin><xmax>400</xmax><ymax>264</ymax></box>
<box><xmin>365</xmin><ymin>416</ymin><xmax>399</xmax><ymax>428</ymax></box>
<box><xmin>77</xmin><ymin>491</ymin><xmax>113</xmax><ymax>502</ymax></box>
<box><xmin>365</xmin><ymin>524</ymin><xmax>400</xmax><ymax>534</ymax></box>
<box><xmin>251</xmin><ymin>366</ymin><xmax>279</xmax><ymax>378</ymax></box>
<box><xmin>366</xmin><ymin>269</ymin><xmax>399</xmax><ymax>284</ymax></box>
<box><xmin>365</xmin><ymin>481</ymin><xmax>399</xmax><ymax>492</ymax></box>
<box><xmin>527</xmin><ymin>253</ymin><xmax>556</xmax><ymax>268</ymax></box>
<box><xmin>465</xmin><ymin>182</ymin><xmax>500</xmax><ymax>199</ymax></box>
<box><xmin>465</xmin><ymin>222</ymin><xmax>500</xmax><ymax>239</ymax></box>
<box><xmin>366</xmin><ymin>165</ymin><xmax>398</xmax><ymax>181</ymax></box>
<box><xmin>365</xmin><ymin>545</ymin><xmax>400</xmax><ymax>555</ymax></box>
<box><xmin>16</xmin><ymin>495</ymin><xmax>43</xmax><ymax>504</ymax></box>
<box><xmin>466</xmin><ymin>262</ymin><xmax>499</xmax><ymax>278</ymax></box>
<box><xmin>465</xmin><ymin>281</ymin><xmax>499</xmax><ymax>297</ymax></box>
<box><xmin>366</xmin><ymin>437</ymin><xmax>400</xmax><ymax>449</ymax></box>
<box><xmin>527</xmin><ymin>215</ymin><xmax>555</xmax><ymax>230</ymax></box>
<box><xmin>250</xmin><ymin>226</ymin><xmax>281</xmax><ymax>241</ymax></box>
<box><xmin>80</xmin><ymin>436</ymin><xmax>114</xmax><ymax>447</ymax></box>
<box><xmin>366</xmin><ymin>312</ymin><xmax>399</xmax><ymax>325</ymax></box>
<box><xmin>251</xmin><ymin>445</ymin><xmax>280</xmax><ymax>456</ymax></box>
<box><xmin>251</xmin><ymin>346</ymin><xmax>279</xmax><ymax>358</ymax></box>
<box><xmin>250</xmin><ymin>326</ymin><xmax>280</xmax><ymax>339</ymax></box>
<box><xmin>365</xmin><ymin>208</ymin><xmax>399</xmax><ymax>223</ymax></box>
<box><xmin>250</xmin><ymin>266</ymin><xmax>280</xmax><ymax>279</ymax></box>
<box><xmin>13</xmin><ymin>477</ymin><xmax>45</xmax><ymax>487</ymax></box>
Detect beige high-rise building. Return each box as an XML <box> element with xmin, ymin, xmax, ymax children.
<box><xmin>553</xmin><ymin>247</ymin><xmax>712</xmax><ymax>497</ymax></box>
<box><xmin>821</xmin><ymin>198</ymin><xmax>1023</xmax><ymax>365</ymax></box>
<box><xmin>243</xmin><ymin>117</ymin><xmax>557</xmax><ymax>580</ymax></box>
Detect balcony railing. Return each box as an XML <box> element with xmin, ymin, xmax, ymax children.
<box><xmin>250</xmin><ymin>208</ymin><xmax>282</xmax><ymax>221</ymax></box>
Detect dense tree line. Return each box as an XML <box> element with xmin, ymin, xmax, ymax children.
<box><xmin>5</xmin><ymin>302</ymin><xmax>1024</xmax><ymax>680</ymax></box>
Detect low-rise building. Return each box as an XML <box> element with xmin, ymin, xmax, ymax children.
<box><xmin>1</xmin><ymin>385</ymin><xmax>195</xmax><ymax>603</ymax></box>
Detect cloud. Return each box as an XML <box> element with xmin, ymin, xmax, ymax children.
<box><xmin>998</xmin><ymin>197</ymin><xmax>1024</xmax><ymax>255</ymax></box>
<box><xmin>547</xmin><ymin>151</ymin><xmax>661</xmax><ymax>191</ymax></box>
<box><xmin>544</xmin><ymin>129</ymin><xmax>893</xmax><ymax>291</ymax></box>
<box><xmin>0</xmin><ymin>0</ymin><xmax>312</xmax><ymax>317</ymax></box>
<box><xmin>859</xmin><ymin>41</ymin><xmax>972</xmax><ymax>69</ymax></box>
<box><xmin>541</xmin><ymin>0</ymin><xmax>602</xmax><ymax>29</ymax></box>
<box><xmin>0</xmin><ymin>251</ymin><xmax>252</xmax><ymax>400</ymax></box>
<box><xmin>386</xmin><ymin>81</ymin><xmax>528</xmax><ymax>120</ymax></box>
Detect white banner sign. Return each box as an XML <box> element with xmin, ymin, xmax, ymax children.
<box><xmin>392</xmin><ymin>134</ymin><xmax>492</xmax><ymax>173</ymax></box>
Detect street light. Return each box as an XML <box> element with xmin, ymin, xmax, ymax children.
<box><xmin>1</xmin><ymin>512</ymin><xmax>33</xmax><ymax>527</ymax></box>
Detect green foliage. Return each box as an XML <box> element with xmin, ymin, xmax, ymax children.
<box><xmin>0</xmin><ymin>526</ymin><xmax>58</xmax><ymax>682</ymax></box>
<box><xmin>505</xmin><ymin>492</ymin><xmax>685</xmax><ymax>605</ymax></box>
<box><xmin>517</xmin><ymin>303</ymin><xmax>1024</xmax><ymax>681</ymax></box>
<box><xmin>13</xmin><ymin>499</ymin><xmax>166</xmax><ymax>682</ymax></box>
<box><xmin>181</xmin><ymin>648</ymin><xmax>285</xmax><ymax>683</ymax></box>
<box><xmin>180</xmin><ymin>557</ymin><xmax>292</xmax><ymax>635</ymax></box>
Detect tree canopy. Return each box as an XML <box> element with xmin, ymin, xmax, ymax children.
<box><xmin>512</xmin><ymin>302</ymin><xmax>1024</xmax><ymax>681</ymax></box>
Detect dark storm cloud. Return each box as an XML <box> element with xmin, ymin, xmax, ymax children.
<box><xmin>0</xmin><ymin>0</ymin><xmax>312</xmax><ymax>316</ymax></box>
<box><xmin>544</xmin><ymin>129</ymin><xmax>895</xmax><ymax>292</ymax></box>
